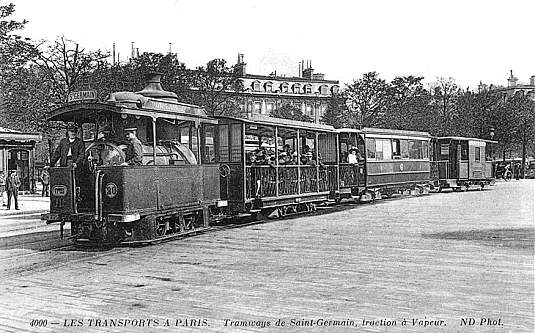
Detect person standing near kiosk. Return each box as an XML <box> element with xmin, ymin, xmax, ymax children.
<box><xmin>6</xmin><ymin>170</ymin><xmax>21</xmax><ymax>210</ymax></box>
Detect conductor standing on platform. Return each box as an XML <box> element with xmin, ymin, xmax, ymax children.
<box><xmin>124</xmin><ymin>127</ymin><xmax>143</xmax><ymax>165</ymax></box>
<box><xmin>51</xmin><ymin>125</ymin><xmax>85</xmax><ymax>168</ymax></box>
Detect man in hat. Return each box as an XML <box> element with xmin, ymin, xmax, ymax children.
<box><xmin>6</xmin><ymin>170</ymin><xmax>21</xmax><ymax>210</ymax></box>
<box><xmin>51</xmin><ymin>125</ymin><xmax>85</xmax><ymax>168</ymax></box>
<box><xmin>124</xmin><ymin>127</ymin><xmax>143</xmax><ymax>165</ymax></box>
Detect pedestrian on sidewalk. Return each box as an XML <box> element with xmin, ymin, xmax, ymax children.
<box><xmin>41</xmin><ymin>167</ymin><xmax>50</xmax><ymax>197</ymax></box>
<box><xmin>6</xmin><ymin>170</ymin><xmax>21</xmax><ymax>210</ymax></box>
<box><xmin>0</xmin><ymin>171</ymin><xmax>5</xmax><ymax>206</ymax></box>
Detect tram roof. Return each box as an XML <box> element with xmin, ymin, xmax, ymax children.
<box><xmin>435</xmin><ymin>136</ymin><xmax>498</xmax><ymax>144</ymax></box>
<box><xmin>216</xmin><ymin>115</ymin><xmax>337</xmax><ymax>132</ymax></box>
<box><xmin>362</xmin><ymin>127</ymin><xmax>431</xmax><ymax>138</ymax></box>
<box><xmin>47</xmin><ymin>100</ymin><xmax>218</xmax><ymax>125</ymax></box>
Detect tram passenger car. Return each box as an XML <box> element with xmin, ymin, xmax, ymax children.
<box><xmin>359</xmin><ymin>128</ymin><xmax>431</xmax><ymax>199</ymax></box>
<box><xmin>430</xmin><ymin>137</ymin><xmax>495</xmax><ymax>191</ymax></box>
<box><xmin>216</xmin><ymin>115</ymin><xmax>341</xmax><ymax>217</ymax></box>
<box><xmin>43</xmin><ymin>74</ymin><xmax>227</xmax><ymax>245</ymax></box>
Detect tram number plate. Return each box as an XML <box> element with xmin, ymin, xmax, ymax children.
<box><xmin>52</xmin><ymin>185</ymin><xmax>67</xmax><ymax>197</ymax></box>
<box><xmin>105</xmin><ymin>183</ymin><xmax>118</xmax><ymax>198</ymax></box>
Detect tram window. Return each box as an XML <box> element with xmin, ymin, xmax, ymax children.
<box><xmin>400</xmin><ymin>140</ymin><xmax>409</xmax><ymax>159</ymax></box>
<box><xmin>408</xmin><ymin>140</ymin><xmax>423</xmax><ymax>159</ymax></box>
<box><xmin>392</xmin><ymin>139</ymin><xmax>401</xmax><ymax>159</ymax></box>
<box><xmin>219</xmin><ymin>124</ymin><xmax>229</xmax><ymax>162</ymax></box>
<box><xmin>230</xmin><ymin>124</ymin><xmax>242</xmax><ymax>162</ymax></box>
<box><xmin>422</xmin><ymin>141</ymin><xmax>429</xmax><ymax>159</ymax></box>
<box><xmin>179</xmin><ymin>127</ymin><xmax>190</xmax><ymax>145</ymax></box>
<box><xmin>381</xmin><ymin>139</ymin><xmax>392</xmax><ymax>160</ymax></box>
<box><xmin>202</xmin><ymin>125</ymin><xmax>216</xmax><ymax>163</ymax></box>
<box><xmin>366</xmin><ymin>138</ymin><xmax>376</xmax><ymax>159</ymax></box>
<box><xmin>461</xmin><ymin>142</ymin><xmax>468</xmax><ymax>160</ymax></box>
<box><xmin>475</xmin><ymin>147</ymin><xmax>481</xmax><ymax>162</ymax></box>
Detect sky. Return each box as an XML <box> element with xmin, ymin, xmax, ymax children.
<box><xmin>10</xmin><ymin>0</ymin><xmax>535</xmax><ymax>89</ymax></box>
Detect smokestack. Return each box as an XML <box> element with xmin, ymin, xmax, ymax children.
<box><xmin>131</xmin><ymin>42</ymin><xmax>135</xmax><ymax>59</ymax></box>
<box><xmin>136</xmin><ymin>48</ymin><xmax>139</xmax><ymax>58</ymax></box>
<box><xmin>112</xmin><ymin>43</ymin><xmax>116</xmax><ymax>65</ymax></box>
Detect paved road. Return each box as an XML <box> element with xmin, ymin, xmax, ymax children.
<box><xmin>0</xmin><ymin>180</ymin><xmax>533</xmax><ymax>332</ymax></box>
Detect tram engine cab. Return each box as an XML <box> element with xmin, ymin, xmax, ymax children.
<box><xmin>43</xmin><ymin>74</ymin><xmax>225</xmax><ymax>245</ymax></box>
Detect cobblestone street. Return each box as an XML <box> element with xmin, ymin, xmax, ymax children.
<box><xmin>0</xmin><ymin>180</ymin><xmax>533</xmax><ymax>332</ymax></box>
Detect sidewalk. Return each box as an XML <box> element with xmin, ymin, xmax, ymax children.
<box><xmin>0</xmin><ymin>193</ymin><xmax>50</xmax><ymax>217</ymax></box>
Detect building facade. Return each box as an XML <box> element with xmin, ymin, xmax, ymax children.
<box><xmin>232</xmin><ymin>55</ymin><xmax>341</xmax><ymax>123</ymax></box>
<box><xmin>0</xmin><ymin>127</ymin><xmax>41</xmax><ymax>192</ymax></box>
<box><xmin>490</xmin><ymin>72</ymin><xmax>535</xmax><ymax>100</ymax></box>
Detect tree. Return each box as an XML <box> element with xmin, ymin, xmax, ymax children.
<box><xmin>344</xmin><ymin>72</ymin><xmax>390</xmax><ymax>128</ymax></box>
<box><xmin>430</xmin><ymin>77</ymin><xmax>460</xmax><ymax>135</ymax></box>
<box><xmin>32</xmin><ymin>36</ymin><xmax>109</xmax><ymax>103</ymax></box>
<box><xmin>0</xmin><ymin>1</ymin><xmax>34</xmax><ymax>70</ymax></box>
<box><xmin>186</xmin><ymin>58</ymin><xmax>243</xmax><ymax>116</ymax></box>
<box><xmin>321</xmin><ymin>94</ymin><xmax>347</xmax><ymax>128</ymax></box>
<box><xmin>509</xmin><ymin>95</ymin><xmax>535</xmax><ymax>177</ymax></box>
<box><xmin>271</xmin><ymin>103</ymin><xmax>313</xmax><ymax>122</ymax></box>
<box><xmin>383</xmin><ymin>76</ymin><xmax>432</xmax><ymax>131</ymax></box>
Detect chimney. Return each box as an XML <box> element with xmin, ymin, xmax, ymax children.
<box><xmin>508</xmin><ymin>70</ymin><xmax>518</xmax><ymax>87</ymax></box>
<box><xmin>137</xmin><ymin>72</ymin><xmax>178</xmax><ymax>101</ymax></box>
<box><xmin>235</xmin><ymin>53</ymin><xmax>246</xmax><ymax>76</ymax></box>
<box><xmin>112</xmin><ymin>43</ymin><xmax>116</xmax><ymax>65</ymax></box>
<box><xmin>530</xmin><ymin>75</ymin><xmax>535</xmax><ymax>86</ymax></box>
<box><xmin>131</xmin><ymin>42</ymin><xmax>135</xmax><ymax>59</ymax></box>
<box><xmin>302</xmin><ymin>60</ymin><xmax>314</xmax><ymax>80</ymax></box>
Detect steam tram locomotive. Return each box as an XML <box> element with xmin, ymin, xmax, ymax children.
<box><xmin>42</xmin><ymin>74</ymin><xmax>494</xmax><ymax>246</ymax></box>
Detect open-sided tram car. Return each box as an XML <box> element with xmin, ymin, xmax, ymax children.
<box><xmin>430</xmin><ymin>137</ymin><xmax>496</xmax><ymax>191</ymax></box>
<box><xmin>42</xmin><ymin>74</ymin><xmax>227</xmax><ymax>245</ymax></box>
<box><xmin>217</xmin><ymin>115</ymin><xmax>344</xmax><ymax>217</ymax></box>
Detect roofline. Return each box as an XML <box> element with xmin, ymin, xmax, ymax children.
<box><xmin>363</xmin><ymin>127</ymin><xmax>431</xmax><ymax>138</ymax></box>
<box><xmin>215</xmin><ymin>114</ymin><xmax>336</xmax><ymax>132</ymax></box>
<box><xmin>0</xmin><ymin>132</ymin><xmax>42</xmax><ymax>142</ymax></box>
<box><xmin>435</xmin><ymin>136</ymin><xmax>498</xmax><ymax>143</ymax></box>
<box><xmin>241</xmin><ymin>74</ymin><xmax>339</xmax><ymax>84</ymax></box>
<box><xmin>48</xmin><ymin>101</ymin><xmax>218</xmax><ymax>124</ymax></box>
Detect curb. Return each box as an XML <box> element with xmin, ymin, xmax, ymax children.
<box><xmin>0</xmin><ymin>209</ymin><xmax>49</xmax><ymax>218</ymax></box>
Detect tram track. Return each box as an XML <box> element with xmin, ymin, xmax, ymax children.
<box><xmin>0</xmin><ymin>191</ymin><xmax>441</xmax><ymax>275</ymax></box>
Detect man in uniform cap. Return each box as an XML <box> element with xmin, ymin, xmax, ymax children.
<box><xmin>51</xmin><ymin>125</ymin><xmax>85</xmax><ymax>168</ymax></box>
<box><xmin>124</xmin><ymin>127</ymin><xmax>143</xmax><ymax>165</ymax></box>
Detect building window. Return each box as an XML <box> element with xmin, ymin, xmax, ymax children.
<box><xmin>264</xmin><ymin>82</ymin><xmax>273</xmax><ymax>92</ymax></box>
<box><xmin>305</xmin><ymin>104</ymin><xmax>313</xmax><ymax>117</ymax></box>
<box><xmin>331</xmin><ymin>85</ymin><xmax>339</xmax><ymax>94</ymax></box>
<box><xmin>304</xmin><ymin>84</ymin><xmax>312</xmax><ymax>94</ymax></box>
<box><xmin>292</xmin><ymin>84</ymin><xmax>301</xmax><ymax>94</ymax></box>
<box><xmin>252</xmin><ymin>81</ymin><xmax>261</xmax><ymax>92</ymax></box>
<box><xmin>280</xmin><ymin>82</ymin><xmax>289</xmax><ymax>93</ymax></box>
<box><xmin>319</xmin><ymin>85</ymin><xmax>329</xmax><ymax>95</ymax></box>
<box><xmin>319</xmin><ymin>104</ymin><xmax>327</xmax><ymax>118</ymax></box>
<box><xmin>266</xmin><ymin>102</ymin><xmax>274</xmax><ymax>114</ymax></box>
<box><xmin>254</xmin><ymin>101</ymin><xmax>262</xmax><ymax>114</ymax></box>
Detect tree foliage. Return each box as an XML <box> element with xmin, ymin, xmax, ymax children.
<box><xmin>0</xmin><ymin>1</ymin><xmax>34</xmax><ymax>70</ymax></box>
<box><xmin>320</xmin><ymin>95</ymin><xmax>347</xmax><ymax>128</ymax></box>
<box><xmin>186</xmin><ymin>58</ymin><xmax>243</xmax><ymax>116</ymax></box>
<box><xmin>344</xmin><ymin>72</ymin><xmax>390</xmax><ymax>128</ymax></box>
<box><xmin>270</xmin><ymin>103</ymin><xmax>313</xmax><ymax>122</ymax></box>
<box><xmin>32</xmin><ymin>36</ymin><xmax>109</xmax><ymax>102</ymax></box>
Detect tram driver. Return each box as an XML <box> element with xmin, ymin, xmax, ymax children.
<box><xmin>51</xmin><ymin>125</ymin><xmax>85</xmax><ymax>168</ymax></box>
<box><xmin>123</xmin><ymin>127</ymin><xmax>143</xmax><ymax>166</ymax></box>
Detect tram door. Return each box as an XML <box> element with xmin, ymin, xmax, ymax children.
<box><xmin>8</xmin><ymin>149</ymin><xmax>30</xmax><ymax>191</ymax></box>
<box><xmin>448</xmin><ymin>142</ymin><xmax>459</xmax><ymax>179</ymax></box>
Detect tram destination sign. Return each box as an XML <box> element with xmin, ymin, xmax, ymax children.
<box><xmin>68</xmin><ymin>90</ymin><xmax>97</xmax><ymax>102</ymax></box>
